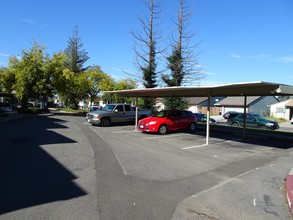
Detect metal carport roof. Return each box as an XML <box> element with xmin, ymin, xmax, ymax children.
<box><xmin>105</xmin><ymin>81</ymin><xmax>293</xmax><ymax>97</ymax></box>
<box><xmin>105</xmin><ymin>81</ymin><xmax>293</xmax><ymax>145</ymax></box>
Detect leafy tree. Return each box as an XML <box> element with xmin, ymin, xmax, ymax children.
<box><xmin>12</xmin><ymin>42</ymin><xmax>52</xmax><ymax>109</ymax></box>
<box><xmin>47</xmin><ymin>52</ymin><xmax>77</xmax><ymax>107</ymax></box>
<box><xmin>114</xmin><ymin>79</ymin><xmax>137</xmax><ymax>104</ymax></box>
<box><xmin>0</xmin><ymin>57</ymin><xmax>17</xmax><ymax>93</ymax></box>
<box><xmin>102</xmin><ymin>78</ymin><xmax>137</xmax><ymax>104</ymax></box>
<box><xmin>131</xmin><ymin>0</ymin><xmax>161</xmax><ymax>110</ymax></box>
<box><xmin>81</xmin><ymin>65</ymin><xmax>115</xmax><ymax>109</ymax></box>
<box><xmin>64</xmin><ymin>26</ymin><xmax>89</xmax><ymax>74</ymax></box>
<box><xmin>46</xmin><ymin>52</ymin><xmax>68</xmax><ymax>96</ymax></box>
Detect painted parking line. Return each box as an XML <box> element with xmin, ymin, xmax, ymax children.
<box><xmin>186</xmin><ymin>168</ymin><xmax>256</xmax><ymax>200</ymax></box>
<box><xmin>112</xmin><ymin>130</ymin><xmax>138</xmax><ymax>134</ymax></box>
<box><xmin>181</xmin><ymin>138</ymin><xmax>243</xmax><ymax>150</ymax></box>
<box><xmin>182</xmin><ymin>144</ymin><xmax>208</xmax><ymax>149</ymax></box>
<box><xmin>225</xmin><ymin>138</ymin><xmax>243</xmax><ymax>142</ymax></box>
<box><xmin>141</xmin><ymin>133</ymin><xmax>192</xmax><ymax>140</ymax></box>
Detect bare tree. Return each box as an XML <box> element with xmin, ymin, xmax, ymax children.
<box><xmin>162</xmin><ymin>0</ymin><xmax>205</xmax><ymax>109</ymax></box>
<box><xmin>163</xmin><ymin>0</ymin><xmax>204</xmax><ymax>87</ymax></box>
<box><xmin>131</xmin><ymin>0</ymin><xmax>162</xmax><ymax>109</ymax></box>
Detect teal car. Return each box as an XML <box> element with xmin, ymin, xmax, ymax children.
<box><xmin>227</xmin><ymin>113</ymin><xmax>279</xmax><ymax>130</ymax></box>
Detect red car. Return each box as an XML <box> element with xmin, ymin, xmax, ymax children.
<box><xmin>138</xmin><ymin>110</ymin><xmax>197</xmax><ymax>135</ymax></box>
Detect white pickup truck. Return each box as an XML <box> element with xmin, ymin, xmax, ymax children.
<box><xmin>86</xmin><ymin>103</ymin><xmax>152</xmax><ymax>126</ymax></box>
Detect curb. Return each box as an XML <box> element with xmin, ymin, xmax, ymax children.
<box><xmin>286</xmin><ymin>168</ymin><xmax>293</xmax><ymax>217</ymax></box>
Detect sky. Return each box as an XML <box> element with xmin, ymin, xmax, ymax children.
<box><xmin>1</xmin><ymin>0</ymin><xmax>293</xmax><ymax>87</ymax></box>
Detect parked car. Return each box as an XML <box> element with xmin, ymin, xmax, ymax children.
<box><xmin>223</xmin><ymin>111</ymin><xmax>238</xmax><ymax>119</ymax></box>
<box><xmin>0</xmin><ymin>103</ymin><xmax>13</xmax><ymax>112</ymax></box>
<box><xmin>86</xmin><ymin>103</ymin><xmax>152</xmax><ymax>126</ymax></box>
<box><xmin>89</xmin><ymin>105</ymin><xmax>101</xmax><ymax>111</ymax></box>
<box><xmin>227</xmin><ymin>113</ymin><xmax>279</xmax><ymax>130</ymax></box>
<box><xmin>194</xmin><ymin>113</ymin><xmax>216</xmax><ymax>124</ymax></box>
<box><xmin>0</xmin><ymin>109</ymin><xmax>8</xmax><ymax>117</ymax></box>
<box><xmin>138</xmin><ymin>110</ymin><xmax>197</xmax><ymax>135</ymax></box>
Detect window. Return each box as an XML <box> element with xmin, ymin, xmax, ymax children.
<box><xmin>180</xmin><ymin>111</ymin><xmax>189</xmax><ymax>118</ymax></box>
<box><xmin>247</xmin><ymin>115</ymin><xmax>255</xmax><ymax>120</ymax></box>
<box><xmin>125</xmin><ymin>105</ymin><xmax>131</xmax><ymax>111</ymax></box>
<box><xmin>276</xmin><ymin>107</ymin><xmax>285</xmax><ymax>113</ymax></box>
<box><xmin>115</xmin><ymin>105</ymin><xmax>124</xmax><ymax>112</ymax></box>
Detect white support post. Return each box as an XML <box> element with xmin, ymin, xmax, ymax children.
<box><xmin>206</xmin><ymin>92</ymin><xmax>211</xmax><ymax>145</ymax></box>
<box><xmin>135</xmin><ymin>96</ymin><xmax>138</xmax><ymax>131</ymax></box>
<box><xmin>243</xmin><ymin>95</ymin><xmax>247</xmax><ymax>139</ymax></box>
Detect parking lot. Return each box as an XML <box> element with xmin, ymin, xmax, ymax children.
<box><xmin>85</xmin><ymin>122</ymin><xmax>292</xmax><ymax>182</ymax></box>
<box><xmin>81</xmin><ymin>121</ymin><xmax>293</xmax><ymax>219</ymax></box>
<box><xmin>80</xmin><ymin>121</ymin><xmax>293</xmax><ymax>219</ymax></box>
<box><xmin>1</xmin><ymin>114</ymin><xmax>292</xmax><ymax>220</ymax></box>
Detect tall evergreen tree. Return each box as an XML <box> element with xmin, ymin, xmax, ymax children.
<box><xmin>64</xmin><ymin>26</ymin><xmax>89</xmax><ymax>74</ymax></box>
<box><xmin>132</xmin><ymin>0</ymin><xmax>160</xmax><ymax>110</ymax></box>
<box><xmin>64</xmin><ymin>26</ymin><xmax>90</xmax><ymax>108</ymax></box>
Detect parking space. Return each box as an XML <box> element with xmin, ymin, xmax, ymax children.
<box><xmin>85</xmin><ymin>122</ymin><xmax>288</xmax><ymax>182</ymax></box>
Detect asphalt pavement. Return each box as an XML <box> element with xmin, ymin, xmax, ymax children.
<box><xmin>0</xmin><ymin>112</ymin><xmax>292</xmax><ymax>219</ymax></box>
<box><xmin>171</xmin><ymin>152</ymin><xmax>293</xmax><ymax>219</ymax></box>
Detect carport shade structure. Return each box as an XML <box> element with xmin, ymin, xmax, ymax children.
<box><xmin>104</xmin><ymin>81</ymin><xmax>293</xmax><ymax>145</ymax></box>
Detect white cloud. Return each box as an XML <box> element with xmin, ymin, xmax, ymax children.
<box><xmin>42</xmin><ymin>23</ymin><xmax>51</xmax><ymax>28</ymax></box>
<box><xmin>229</xmin><ymin>54</ymin><xmax>242</xmax><ymax>59</ymax></box>
<box><xmin>19</xmin><ymin>18</ymin><xmax>35</xmax><ymax>24</ymax></box>
<box><xmin>0</xmin><ymin>53</ymin><xmax>10</xmax><ymax>57</ymax></box>
<box><xmin>204</xmin><ymin>71</ymin><xmax>215</xmax><ymax>76</ymax></box>
<box><xmin>196</xmin><ymin>80</ymin><xmax>225</xmax><ymax>86</ymax></box>
<box><xmin>109</xmin><ymin>67</ymin><xmax>124</xmax><ymax>72</ymax></box>
<box><xmin>249</xmin><ymin>53</ymin><xmax>272</xmax><ymax>59</ymax></box>
<box><xmin>275</xmin><ymin>56</ymin><xmax>293</xmax><ymax>63</ymax></box>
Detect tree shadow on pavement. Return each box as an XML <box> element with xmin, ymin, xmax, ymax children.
<box><xmin>0</xmin><ymin>116</ymin><xmax>87</xmax><ymax>215</ymax></box>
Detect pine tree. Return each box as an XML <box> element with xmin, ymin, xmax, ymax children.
<box><xmin>64</xmin><ymin>26</ymin><xmax>89</xmax><ymax>74</ymax></box>
<box><xmin>64</xmin><ymin>26</ymin><xmax>90</xmax><ymax>109</ymax></box>
<box><xmin>132</xmin><ymin>0</ymin><xmax>160</xmax><ymax>110</ymax></box>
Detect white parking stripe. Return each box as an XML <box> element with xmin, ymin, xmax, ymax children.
<box><xmin>141</xmin><ymin>133</ymin><xmax>192</xmax><ymax>140</ymax></box>
<box><xmin>182</xmin><ymin>138</ymin><xmax>244</xmax><ymax>150</ymax></box>
<box><xmin>186</xmin><ymin>168</ymin><xmax>256</xmax><ymax>200</ymax></box>
<box><xmin>225</xmin><ymin>138</ymin><xmax>243</xmax><ymax>142</ymax></box>
<box><xmin>182</xmin><ymin>144</ymin><xmax>207</xmax><ymax>149</ymax></box>
<box><xmin>112</xmin><ymin>130</ymin><xmax>137</xmax><ymax>134</ymax></box>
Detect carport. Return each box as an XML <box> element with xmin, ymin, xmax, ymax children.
<box><xmin>105</xmin><ymin>81</ymin><xmax>293</xmax><ymax>145</ymax></box>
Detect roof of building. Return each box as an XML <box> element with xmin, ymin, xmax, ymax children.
<box><xmin>215</xmin><ymin>96</ymin><xmax>261</xmax><ymax>106</ymax></box>
<box><xmin>285</xmin><ymin>99</ymin><xmax>293</xmax><ymax>107</ymax></box>
<box><xmin>186</xmin><ymin>97</ymin><xmax>207</xmax><ymax>105</ymax></box>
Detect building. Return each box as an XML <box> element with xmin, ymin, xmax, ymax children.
<box><xmin>187</xmin><ymin>97</ymin><xmax>225</xmax><ymax>115</ymax></box>
<box><xmin>215</xmin><ymin>96</ymin><xmax>279</xmax><ymax>116</ymax></box>
<box><xmin>270</xmin><ymin>98</ymin><xmax>293</xmax><ymax>120</ymax></box>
